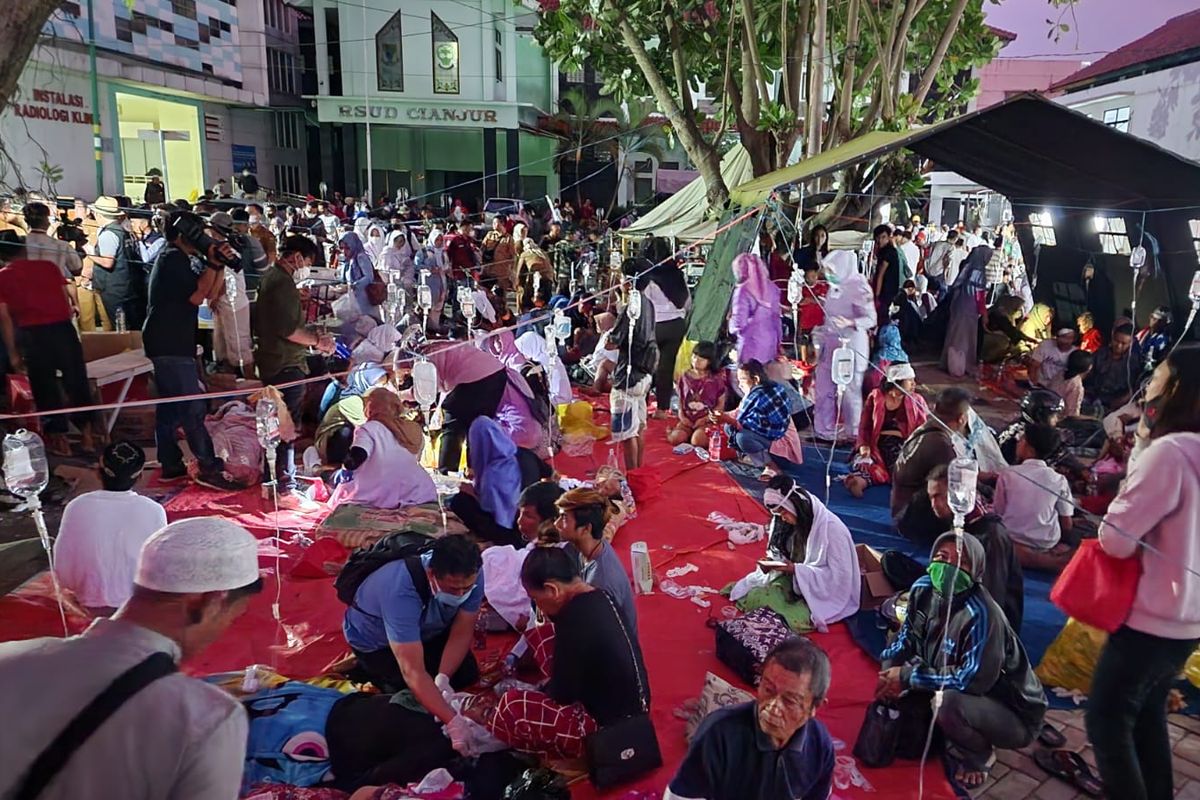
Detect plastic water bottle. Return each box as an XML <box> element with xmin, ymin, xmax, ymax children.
<box><xmin>2</xmin><ymin>429</ymin><xmax>49</xmax><ymax>500</ymax></box>
<box><xmin>114</xmin><ymin>307</ymin><xmax>127</xmax><ymax>333</ymax></box>
<box><xmin>255</xmin><ymin>397</ymin><xmax>281</xmax><ymax>451</ymax></box>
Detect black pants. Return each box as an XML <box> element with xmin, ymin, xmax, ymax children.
<box><xmin>99</xmin><ymin>292</ymin><xmax>146</xmax><ymax>331</ymax></box>
<box><xmin>17</xmin><ymin>322</ymin><xmax>95</xmax><ymax>435</ymax></box>
<box><xmin>437</xmin><ymin>369</ymin><xmax>508</xmax><ymax>471</ymax></box>
<box><xmin>263</xmin><ymin>366</ymin><xmax>307</xmax><ymax>491</ymax></box>
<box><xmin>448</xmin><ymin>491</ymin><xmax>523</xmax><ymax>547</ymax></box>
<box><xmin>1086</xmin><ymin>626</ymin><xmax>1199</xmax><ymax>800</ymax></box>
<box><xmin>351</xmin><ymin>627</ymin><xmax>479</xmax><ymax>695</ymax></box>
<box><xmin>653</xmin><ymin>317</ymin><xmax>687</xmax><ymax>411</ymax></box>
<box><xmin>326</xmin><ymin>423</ymin><xmax>354</xmax><ymax>465</ymax></box>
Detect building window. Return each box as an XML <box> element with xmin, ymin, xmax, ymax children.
<box><xmin>267</xmin><ymin>48</ymin><xmax>296</xmax><ymax>94</ymax></box>
<box><xmin>565</xmin><ymin>69</ymin><xmax>584</xmax><ymax>83</ymax></box>
<box><xmin>376</xmin><ymin>10</ymin><xmax>404</xmax><ymax>92</ymax></box>
<box><xmin>273</xmin><ymin>112</ymin><xmax>298</xmax><ymax>150</ymax></box>
<box><xmin>1103</xmin><ymin>106</ymin><xmax>1131</xmax><ymax>133</ymax></box>
<box><xmin>494</xmin><ymin>23</ymin><xmax>503</xmax><ymax>82</ymax></box>
<box><xmin>1029</xmin><ymin>210</ymin><xmax>1056</xmax><ymax>246</ymax></box>
<box><xmin>1095</xmin><ymin>216</ymin><xmax>1132</xmax><ymax>255</ymax></box>
<box><xmin>431</xmin><ymin>13</ymin><xmax>460</xmax><ymax>94</ymax></box>
<box><xmin>59</xmin><ymin>2</ymin><xmax>82</xmax><ymax>18</ymax></box>
<box><xmin>1189</xmin><ymin>219</ymin><xmax>1200</xmax><ymax>264</ymax></box>
<box><xmin>171</xmin><ymin>0</ymin><xmax>197</xmax><ymax>19</ymax></box>
<box><xmin>274</xmin><ymin>164</ymin><xmax>301</xmax><ymax>195</ymax></box>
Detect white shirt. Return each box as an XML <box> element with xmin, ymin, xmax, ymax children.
<box><xmin>54</xmin><ymin>490</ymin><xmax>167</xmax><ymax>609</ymax></box>
<box><xmin>1031</xmin><ymin>339</ymin><xmax>1075</xmax><ymax>389</ymax></box>
<box><xmin>899</xmin><ymin>241</ymin><xmax>920</xmax><ymax>281</ymax></box>
<box><xmin>994</xmin><ymin>459</ymin><xmax>1073</xmax><ymax>550</ymax></box>
<box><xmin>24</xmin><ymin>230</ymin><xmax>81</xmax><ymax>278</ymax></box>
<box><xmin>643</xmin><ymin>281</ymin><xmax>688</xmax><ymax>323</ymax></box>
<box><xmin>330</xmin><ymin>420</ymin><xmax>437</xmax><ymax>510</ymax></box>
<box><xmin>0</xmin><ymin>619</ymin><xmax>247</xmax><ymax>800</ymax></box>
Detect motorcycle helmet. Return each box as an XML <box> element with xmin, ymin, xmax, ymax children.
<box><xmin>1020</xmin><ymin>389</ymin><xmax>1064</xmax><ymax>427</ymax></box>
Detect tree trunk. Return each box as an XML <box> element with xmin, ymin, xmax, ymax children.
<box><xmin>612</xmin><ymin>11</ymin><xmax>729</xmax><ymax>208</ymax></box>
<box><xmin>0</xmin><ymin>1</ymin><xmax>61</xmax><ymax>116</ymax></box>
<box><xmin>912</xmin><ymin>0</ymin><xmax>971</xmax><ymax>108</ymax></box>
<box><xmin>805</xmin><ymin>0</ymin><xmax>827</xmax><ymax>159</ymax></box>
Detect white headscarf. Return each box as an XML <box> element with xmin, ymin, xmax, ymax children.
<box><xmin>515</xmin><ymin>331</ymin><xmax>573</xmax><ymax>405</ymax></box>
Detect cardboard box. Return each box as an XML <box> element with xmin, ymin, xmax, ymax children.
<box><xmin>80</xmin><ymin>331</ymin><xmax>143</xmax><ymax>362</ymax></box>
<box><xmin>857</xmin><ymin>543</ymin><xmax>896</xmax><ymax>609</ymax></box>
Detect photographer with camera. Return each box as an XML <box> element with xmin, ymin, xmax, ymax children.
<box><xmin>142</xmin><ymin>211</ymin><xmax>242</xmax><ymax>490</ymax></box>
<box><xmin>23</xmin><ymin>202</ymin><xmax>82</xmax><ymax>317</ymax></box>
<box><xmin>208</xmin><ymin>212</ymin><xmax>256</xmax><ymax>377</ymax></box>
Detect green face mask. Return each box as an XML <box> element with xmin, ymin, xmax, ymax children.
<box><xmin>927</xmin><ymin>561</ymin><xmax>972</xmax><ymax>596</ymax></box>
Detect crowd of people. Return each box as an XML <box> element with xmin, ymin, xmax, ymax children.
<box><xmin>0</xmin><ymin>188</ymin><xmax>1196</xmax><ymax>800</ymax></box>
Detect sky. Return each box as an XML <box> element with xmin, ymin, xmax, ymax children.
<box><xmin>985</xmin><ymin>0</ymin><xmax>1196</xmax><ymax>60</ymax></box>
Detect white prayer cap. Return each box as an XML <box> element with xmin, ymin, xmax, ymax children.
<box><xmin>886</xmin><ymin>363</ymin><xmax>916</xmax><ymax>383</ymax></box>
<box><xmin>135</xmin><ymin>517</ymin><xmax>260</xmax><ymax>593</ymax></box>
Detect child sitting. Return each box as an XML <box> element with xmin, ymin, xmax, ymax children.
<box><xmin>993</xmin><ymin>424</ymin><xmax>1078</xmax><ymax>572</ymax></box>
<box><xmin>1058</xmin><ymin>349</ymin><xmax>1094</xmax><ymax>418</ymax></box>
<box><xmin>668</xmin><ymin>341</ymin><xmax>727</xmax><ymax>448</ymax></box>
<box><xmin>1077</xmin><ymin>312</ymin><xmax>1102</xmax><ymax>353</ymax></box>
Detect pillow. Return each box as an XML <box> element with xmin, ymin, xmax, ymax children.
<box><xmin>685</xmin><ymin>671</ymin><xmax>754</xmax><ymax>741</ymax></box>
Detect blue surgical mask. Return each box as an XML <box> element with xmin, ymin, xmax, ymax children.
<box><xmin>432</xmin><ymin>576</ymin><xmax>475</xmax><ymax>608</ymax></box>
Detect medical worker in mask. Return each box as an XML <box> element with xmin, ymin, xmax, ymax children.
<box><xmin>813</xmin><ymin>250</ymin><xmax>877</xmax><ymax>442</ymax></box>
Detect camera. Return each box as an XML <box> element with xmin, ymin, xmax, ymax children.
<box><xmin>164</xmin><ymin>210</ymin><xmax>240</xmax><ymax>270</ymax></box>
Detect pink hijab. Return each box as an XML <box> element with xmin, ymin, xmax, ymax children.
<box><xmin>732</xmin><ymin>252</ymin><xmax>781</xmax><ymax>310</ymax></box>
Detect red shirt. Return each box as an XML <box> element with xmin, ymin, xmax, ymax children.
<box><xmin>1080</xmin><ymin>328</ymin><xmax>1103</xmax><ymax>353</ymax></box>
<box><xmin>0</xmin><ymin>259</ymin><xmax>71</xmax><ymax>327</ymax></box>
<box><xmin>798</xmin><ymin>281</ymin><xmax>829</xmax><ymax>331</ymax></box>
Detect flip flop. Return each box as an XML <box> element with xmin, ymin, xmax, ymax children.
<box><xmin>1033</xmin><ymin>748</ymin><xmax>1104</xmax><ymax>797</ymax></box>
<box><xmin>1037</xmin><ymin>722</ymin><xmax>1067</xmax><ymax>748</ymax></box>
<box><xmin>943</xmin><ymin>746</ymin><xmax>994</xmax><ymax>793</ymax></box>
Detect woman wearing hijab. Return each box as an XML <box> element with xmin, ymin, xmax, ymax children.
<box><xmin>416</xmin><ymin>229</ymin><xmax>449</xmax><ymax>328</ymax></box>
<box><xmin>1018</xmin><ymin>303</ymin><xmax>1054</xmax><ymax>355</ymax></box>
<box><xmin>363</xmin><ymin>222</ymin><xmax>388</xmax><ymax>264</ymax></box>
<box><xmin>314</xmin><ymin>362</ymin><xmax>399</xmax><ymax>463</ymax></box>
<box><xmin>863</xmin><ymin>318</ymin><xmax>909</xmax><ymax>396</ymax></box>
<box><xmin>449</xmin><ymin>417</ymin><xmax>526</xmax><ymax>546</ymax></box>
<box><xmin>380</xmin><ymin>228</ymin><xmax>419</xmax><ymax>292</ymax></box>
<box><xmin>729</xmin><ymin>252</ymin><xmax>782</xmax><ymax>365</ymax></box>
<box><xmin>728</xmin><ymin>474</ymin><xmax>860</xmax><ymax>631</ymax></box>
<box><xmin>941</xmin><ymin>245</ymin><xmax>991</xmax><ymax>378</ymax></box>
<box><xmin>813</xmin><ymin>250</ymin><xmax>877</xmax><ymax>442</ymax></box>
<box><xmin>515</xmin><ymin>329</ymin><xmax>573</xmax><ymax>406</ymax></box>
<box><xmin>339</xmin><ymin>231</ymin><xmax>381</xmax><ymax>323</ymax></box>
<box><xmin>330</xmin><ymin>388</ymin><xmax>435</xmax><ymax>509</ymax></box>
<box><xmin>638</xmin><ymin>257</ymin><xmax>691</xmax><ymax>418</ymax></box>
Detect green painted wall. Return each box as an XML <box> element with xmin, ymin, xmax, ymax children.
<box><xmin>515</xmin><ymin>34</ymin><xmax>552</xmax><ymax>112</ymax></box>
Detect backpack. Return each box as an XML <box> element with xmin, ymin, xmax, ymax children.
<box><xmin>333</xmin><ymin>531</ymin><xmax>436</xmax><ymax>612</ymax></box>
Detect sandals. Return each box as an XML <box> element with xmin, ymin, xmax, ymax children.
<box><xmin>943</xmin><ymin>745</ymin><xmax>995</xmax><ymax>791</ymax></box>
<box><xmin>1033</xmin><ymin>748</ymin><xmax>1104</xmax><ymax>797</ymax></box>
<box><xmin>1037</xmin><ymin>722</ymin><xmax>1067</xmax><ymax>748</ymax></box>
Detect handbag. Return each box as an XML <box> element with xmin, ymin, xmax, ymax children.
<box><xmin>1050</xmin><ymin>539</ymin><xmax>1140</xmax><ymax>633</ymax></box>
<box><xmin>365</xmin><ymin>267</ymin><xmax>388</xmax><ymax>306</ymax></box>
<box><xmin>584</xmin><ymin>594</ymin><xmax>662</xmax><ymax>789</ymax></box>
<box><xmin>714</xmin><ymin>607</ymin><xmax>795</xmax><ymax>686</ymax></box>
<box><xmin>852</xmin><ymin>701</ymin><xmax>902</xmax><ymax>768</ymax></box>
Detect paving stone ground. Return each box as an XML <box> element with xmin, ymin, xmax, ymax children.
<box><xmin>970</xmin><ymin>709</ymin><xmax>1200</xmax><ymax>799</ymax></box>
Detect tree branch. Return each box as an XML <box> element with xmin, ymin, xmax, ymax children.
<box><xmin>664</xmin><ymin>9</ymin><xmax>695</xmax><ymax>117</ymax></box>
<box><xmin>912</xmin><ymin>0</ymin><xmax>971</xmax><ymax>108</ymax></box>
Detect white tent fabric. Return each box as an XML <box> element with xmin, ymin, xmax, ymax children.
<box><xmin>619</xmin><ymin>145</ymin><xmax>755</xmax><ymax>242</ymax></box>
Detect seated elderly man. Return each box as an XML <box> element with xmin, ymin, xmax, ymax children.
<box><xmin>666</xmin><ymin>638</ymin><xmax>836</xmax><ymax>800</ymax></box>
<box><xmin>876</xmin><ymin>531</ymin><xmax>1046</xmax><ymax>789</ymax></box>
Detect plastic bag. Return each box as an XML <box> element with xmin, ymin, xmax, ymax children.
<box><xmin>852</xmin><ymin>702</ymin><xmax>902</xmax><ymax>768</ymax></box>
<box><xmin>332</xmin><ymin>290</ymin><xmax>361</xmax><ymax>322</ymax></box>
<box><xmin>1035</xmin><ymin>617</ymin><xmax>1108</xmax><ymax>693</ymax></box>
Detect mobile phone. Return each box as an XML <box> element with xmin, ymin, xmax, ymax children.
<box><xmin>757</xmin><ymin>559</ymin><xmax>787</xmax><ymax>570</ymax></box>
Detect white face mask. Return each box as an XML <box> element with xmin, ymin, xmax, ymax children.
<box><xmin>248</xmin><ymin>215</ymin><xmax>262</xmax><ymax>225</ymax></box>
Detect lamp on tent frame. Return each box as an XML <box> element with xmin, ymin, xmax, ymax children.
<box><xmin>2</xmin><ymin>429</ymin><xmax>69</xmax><ymax>636</ymax></box>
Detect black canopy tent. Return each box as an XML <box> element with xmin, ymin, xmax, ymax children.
<box><xmin>731</xmin><ymin>93</ymin><xmax>1200</xmax><ymax>337</ymax></box>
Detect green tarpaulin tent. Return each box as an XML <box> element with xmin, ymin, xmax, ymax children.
<box><xmin>620</xmin><ymin>145</ymin><xmax>756</xmax><ymax>242</ymax></box>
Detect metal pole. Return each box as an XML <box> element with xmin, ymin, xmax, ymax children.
<box><xmin>158</xmin><ymin>131</ymin><xmax>169</xmax><ymax>199</ymax></box>
<box><xmin>361</xmin><ymin>0</ymin><xmax>373</xmax><ymax>205</ymax></box>
<box><xmin>87</xmin><ymin>0</ymin><xmax>104</xmax><ymax>195</ymax></box>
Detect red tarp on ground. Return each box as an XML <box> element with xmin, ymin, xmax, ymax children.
<box><xmin>0</xmin><ymin>414</ymin><xmax>953</xmax><ymax>799</ymax></box>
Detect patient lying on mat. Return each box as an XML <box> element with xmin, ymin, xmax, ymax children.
<box><xmin>728</xmin><ymin>476</ymin><xmax>860</xmax><ymax>632</ymax></box>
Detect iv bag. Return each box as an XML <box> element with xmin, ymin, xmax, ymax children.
<box><xmin>533</xmin><ymin>271</ymin><xmax>543</xmax><ymax>297</ymax></box>
<box><xmin>787</xmin><ymin>271</ymin><xmax>804</xmax><ymax>305</ymax></box>
<box><xmin>831</xmin><ymin>343</ymin><xmax>856</xmax><ymax>387</ymax></box>
<box><xmin>1130</xmin><ymin>246</ymin><xmax>1147</xmax><ymax>271</ymax></box>
<box><xmin>255</xmin><ymin>397</ymin><xmax>281</xmax><ymax>450</ymax></box>
<box><xmin>2</xmin><ymin>429</ymin><xmax>49</xmax><ymax>500</ymax></box>
<box><xmin>460</xmin><ymin>290</ymin><xmax>476</xmax><ymax>322</ymax></box>
<box><xmin>412</xmin><ymin>359</ymin><xmax>439</xmax><ymax>408</ymax></box>
<box><xmin>417</xmin><ymin>283</ymin><xmax>433</xmax><ymax>313</ymax></box>
<box><xmin>947</xmin><ymin>457</ymin><xmax>979</xmax><ymax>519</ymax></box>
<box><xmin>552</xmin><ymin>310</ymin><xmax>572</xmax><ymax>342</ymax></box>
<box><xmin>224</xmin><ymin>271</ymin><xmax>239</xmax><ymax>304</ymax></box>
<box><xmin>1189</xmin><ymin>270</ymin><xmax>1200</xmax><ymax>304</ymax></box>
<box><xmin>544</xmin><ymin>325</ymin><xmax>559</xmax><ymax>363</ymax></box>
<box><xmin>627</xmin><ymin>288</ymin><xmax>642</xmax><ymax>321</ymax></box>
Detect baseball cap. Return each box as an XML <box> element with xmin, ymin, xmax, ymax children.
<box><xmin>208</xmin><ymin>211</ymin><xmax>234</xmax><ymax>231</ymax></box>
